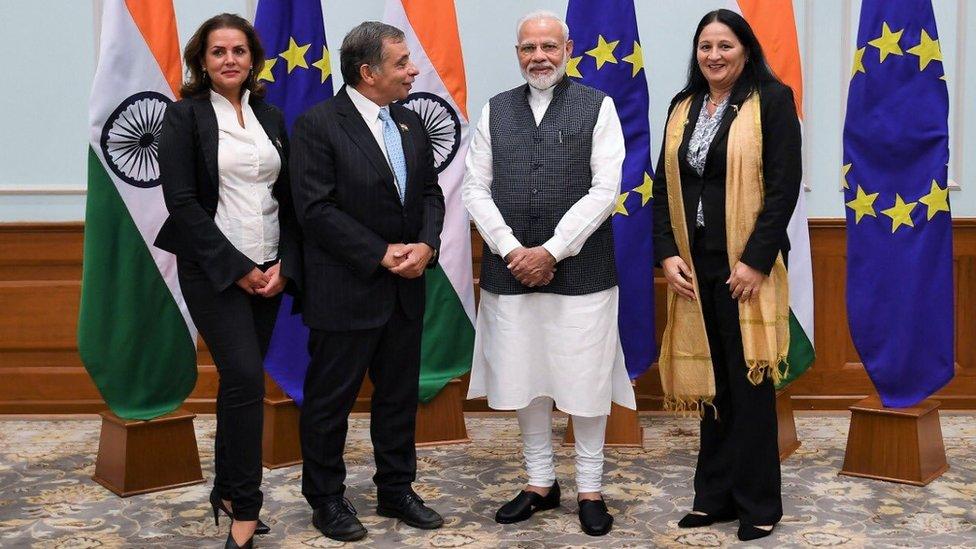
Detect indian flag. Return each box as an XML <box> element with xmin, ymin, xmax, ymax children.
<box><xmin>78</xmin><ymin>0</ymin><xmax>197</xmax><ymax>420</ymax></box>
<box><xmin>731</xmin><ymin>0</ymin><xmax>816</xmax><ymax>385</ymax></box>
<box><xmin>383</xmin><ymin>0</ymin><xmax>475</xmax><ymax>401</ymax></box>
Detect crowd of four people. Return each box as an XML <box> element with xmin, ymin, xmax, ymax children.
<box><xmin>155</xmin><ymin>8</ymin><xmax>801</xmax><ymax>548</ymax></box>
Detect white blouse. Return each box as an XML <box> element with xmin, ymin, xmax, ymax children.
<box><xmin>210</xmin><ymin>89</ymin><xmax>281</xmax><ymax>264</ymax></box>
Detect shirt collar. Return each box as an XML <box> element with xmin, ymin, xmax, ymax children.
<box><xmin>209</xmin><ymin>88</ymin><xmax>251</xmax><ymax>110</ymax></box>
<box><xmin>346</xmin><ymin>85</ymin><xmax>385</xmax><ymax>123</ymax></box>
<box><xmin>527</xmin><ymin>83</ymin><xmax>555</xmax><ymax>103</ymax></box>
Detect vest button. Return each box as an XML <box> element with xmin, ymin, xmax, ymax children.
<box><xmin>531</xmin><ymin>188</ymin><xmax>538</xmax><ymax>195</ymax></box>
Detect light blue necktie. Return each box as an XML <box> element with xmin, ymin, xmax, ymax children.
<box><xmin>377</xmin><ymin>107</ymin><xmax>407</xmax><ymax>203</ymax></box>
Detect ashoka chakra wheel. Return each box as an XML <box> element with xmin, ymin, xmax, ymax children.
<box><xmin>100</xmin><ymin>91</ymin><xmax>172</xmax><ymax>188</ymax></box>
<box><xmin>401</xmin><ymin>92</ymin><xmax>461</xmax><ymax>174</ymax></box>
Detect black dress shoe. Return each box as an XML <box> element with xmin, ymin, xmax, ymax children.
<box><xmin>677</xmin><ymin>510</ymin><xmax>737</xmax><ymax>528</ymax></box>
<box><xmin>312</xmin><ymin>498</ymin><xmax>367</xmax><ymax>542</ymax></box>
<box><xmin>738</xmin><ymin>523</ymin><xmax>775</xmax><ymax>541</ymax></box>
<box><xmin>209</xmin><ymin>488</ymin><xmax>271</xmax><ymax>535</ymax></box>
<box><xmin>578</xmin><ymin>498</ymin><xmax>613</xmax><ymax>536</ymax></box>
<box><xmin>495</xmin><ymin>481</ymin><xmax>561</xmax><ymax>524</ymax></box>
<box><xmin>377</xmin><ymin>490</ymin><xmax>444</xmax><ymax>529</ymax></box>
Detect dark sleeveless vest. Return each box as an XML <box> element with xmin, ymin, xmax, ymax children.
<box><xmin>480</xmin><ymin>78</ymin><xmax>617</xmax><ymax>296</ymax></box>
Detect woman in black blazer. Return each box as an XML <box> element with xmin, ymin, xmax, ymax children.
<box><xmin>652</xmin><ymin>9</ymin><xmax>801</xmax><ymax>542</ymax></box>
<box><xmin>154</xmin><ymin>13</ymin><xmax>300</xmax><ymax>549</ymax></box>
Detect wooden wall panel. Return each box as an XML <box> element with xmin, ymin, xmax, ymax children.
<box><xmin>0</xmin><ymin>220</ymin><xmax>974</xmax><ymax>414</ymax></box>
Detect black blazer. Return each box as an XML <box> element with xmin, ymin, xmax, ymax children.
<box><xmin>289</xmin><ymin>86</ymin><xmax>445</xmax><ymax>331</ymax></box>
<box><xmin>154</xmin><ymin>95</ymin><xmax>302</xmax><ymax>294</ymax></box>
<box><xmin>652</xmin><ymin>80</ymin><xmax>801</xmax><ymax>274</ymax></box>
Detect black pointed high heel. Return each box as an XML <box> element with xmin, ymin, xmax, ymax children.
<box><xmin>224</xmin><ymin>526</ymin><xmax>254</xmax><ymax>549</ymax></box>
<box><xmin>209</xmin><ymin>489</ymin><xmax>271</xmax><ymax>535</ymax></box>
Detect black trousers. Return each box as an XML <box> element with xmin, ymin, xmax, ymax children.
<box><xmin>178</xmin><ymin>259</ymin><xmax>281</xmax><ymax>521</ymax></box>
<box><xmin>300</xmin><ymin>300</ymin><xmax>422</xmax><ymax>509</ymax></box>
<box><xmin>691</xmin><ymin>239</ymin><xmax>783</xmax><ymax>526</ymax></box>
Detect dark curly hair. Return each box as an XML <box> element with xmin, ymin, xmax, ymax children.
<box><xmin>180</xmin><ymin>13</ymin><xmax>266</xmax><ymax>99</ymax></box>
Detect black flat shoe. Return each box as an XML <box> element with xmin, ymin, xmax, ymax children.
<box><xmin>578</xmin><ymin>498</ymin><xmax>613</xmax><ymax>536</ymax></box>
<box><xmin>312</xmin><ymin>498</ymin><xmax>367</xmax><ymax>542</ymax></box>
<box><xmin>209</xmin><ymin>489</ymin><xmax>271</xmax><ymax>535</ymax></box>
<box><xmin>495</xmin><ymin>480</ymin><xmax>561</xmax><ymax>524</ymax></box>
<box><xmin>738</xmin><ymin>523</ymin><xmax>775</xmax><ymax>541</ymax></box>
<box><xmin>677</xmin><ymin>510</ymin><xmax>737</xmax><ymax>528</ymax></box>
<box><xmin>377</xmin><ymin>490</ymin><xmax>444</xmax><ymax>529</ymax></box>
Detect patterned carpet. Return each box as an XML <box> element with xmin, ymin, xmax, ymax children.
<box><xmin>1</xmin><ymin>412</ymin><xmax>975</xmax><ymax>548</ymax></box>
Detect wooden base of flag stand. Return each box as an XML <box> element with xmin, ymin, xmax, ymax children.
<box><xmin>92</xmin><ymin>408</ymin><xmax>204</xmax><ymax>497</ymax></box>
<box><xmin>565</xmin><ymin>402</ymin><xmax>644</xmax><ymax>448</ymax></box>
<box><xmin>776</xmin><ymin>387</ymin><xmax>801</xmax><ymax>461</ymax></box>
<box><xmin>840</xmin><ymin>396</ymin><xmax>948</xmax><ymax>486</ymax></box>
<box><xmin>416</xmin><ymin>378</ymin><xmax>469</xmax><ymax>446</ymax></box>
<box><xmin>262</xmin><ymin>377</ymin><xmax>302</xmax><ymax>469</ymax></box>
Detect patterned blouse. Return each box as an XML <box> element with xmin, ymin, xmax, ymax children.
<box><xmin>686</xmin><ymin>95</ymin><xmax>730</xmax><ymax>227</ymax></box>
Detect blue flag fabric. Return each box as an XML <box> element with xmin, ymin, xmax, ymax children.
<box><xmin>842</xmin><ymin>0</ymin><xmax>953</xmax><ymax>408</ymax></box>
<box><xmin>255</xmin><ymin>0</ymin><xmax>334</xmax><ymax>406</ymax></box>
<box><xmin>566</xmin><ymin>0</ymin><xmax>656</xmax><ymax>379</ymax></box>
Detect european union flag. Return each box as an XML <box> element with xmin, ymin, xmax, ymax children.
<box><xmin>566</xmin><ymin>0</ymin><xmax>655</xmax><ymax>379</ymax></box>
<box><xmin>842</xmin><ymin>0</ymin><xmax>953</xmax><ymax>407</ymax></box>
<box><xmin>255</xmin><ymin>0</ymin><xmax>334</xmax><ymax>405</ymax></box>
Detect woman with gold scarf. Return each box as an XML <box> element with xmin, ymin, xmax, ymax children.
<box><xmin>652</xmin><ymin>9</ymin><xmax>801</xmax><ymax>542</ymax></box>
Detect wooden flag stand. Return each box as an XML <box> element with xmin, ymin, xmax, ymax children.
<box><xmin>840</xmin><ymin>395</ymin><xmax>948</xmax><ymax>485</ymax></box>
<box><xmin>416</xmin><ymin>378</ymin><xmax>469</xmax><ymax>446</ymax></box>
<box><xmin>262</xmin><ymin>375</ymin><xmax>302</xmax><ymax>469</ymax></box>
<box><xmin>565</xmin><ymin>402</ymin><xmax>644</xmax><ymax>448</ymax></box>
<box><xmin>92</xmin><ymin>408</ymin><xmax>204</xmax><ymax>497</ymax></box>
<box><xmin>776</xmin><ymin>387</ymin><xmax>801</xmax><ymax>461</ymax></box>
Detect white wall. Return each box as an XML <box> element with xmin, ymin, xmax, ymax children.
<box><xmin>0</xmin><ymin>0</ymin><xmax>972</xmax><ymax>221</ymax></box>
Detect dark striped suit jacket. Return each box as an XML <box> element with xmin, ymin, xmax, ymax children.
<box><xmin>289</xmin><ymin>86</ymin><xmax>445</xmax><ymax>331</ymax></box>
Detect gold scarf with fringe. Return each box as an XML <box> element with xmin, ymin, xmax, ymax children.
<box><xmin>658</xmin><ymin>92</ymin><xmax>790</xmax><ymax>415</ymax></box>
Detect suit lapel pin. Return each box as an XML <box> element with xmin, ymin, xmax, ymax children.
<box><xmin>274</xmin><ymin>137</ymin><xmax>283</xmax><ymax>148</ymax></box>
<box><xmin>398</xmin><ymin>122</ymin><xmax>409</xmax><ymax>132</ymax></box>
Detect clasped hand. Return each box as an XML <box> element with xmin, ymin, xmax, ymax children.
<box><xmin>235</xmin><ymin>262</ymin><xmax>287</xmax><ymax>297</ymax></box>
<box><xmin>505</xmin><ymin>246</ymin><xmax>556</xmax><ymax>288</ymax></box>
<box><xmin>382</xmin><ymin>242</ymin><xmax>434</xmax><ymax>279</ymax></box>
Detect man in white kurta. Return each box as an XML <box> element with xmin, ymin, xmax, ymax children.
<box><xmin>462</xmin><ymin>10</ymin><xmax>635</xmax><ymax>537</ymax></box>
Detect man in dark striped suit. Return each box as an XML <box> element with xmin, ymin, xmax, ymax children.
<box><xmin>289</xmin><ymin>21</ymin><xmax>445</xmax><ymax>542</ymax></box>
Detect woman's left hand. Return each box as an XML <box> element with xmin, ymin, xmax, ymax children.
<box><xmin>727</xmin><ymin>261</ymin><xmax>765</xmax><ymax>303</ymax></box>
<box><xmin>256</xmin><ymin>262</ymin><xmax>288</xmax><ymax>298</ymax></box>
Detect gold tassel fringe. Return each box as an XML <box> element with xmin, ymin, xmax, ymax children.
<box><xmin>663</xmin><ymin>395</ymin><xmax>718</xmax><ymax>420</ymax></box>
<box><xmin>745</xmin><ymin>354</ymin><xmax>790</xmax><ymax>386</ymax></box>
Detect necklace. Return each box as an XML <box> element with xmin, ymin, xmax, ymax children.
<box><xmin>707</xmin><ymin>93</ymin><xmax>728</xmax><ymax>107</ymax></box>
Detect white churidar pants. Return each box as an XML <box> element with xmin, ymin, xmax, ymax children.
<box><xmin>517</xmin><ymin>396</ymin><xmax>608</xmax><ymax>493</ymax></box>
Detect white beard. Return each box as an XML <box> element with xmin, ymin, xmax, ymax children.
<box><xmin>522</xmin><ymin>57</ymin><xmax>568</xmax><ymax>90</ymax></box>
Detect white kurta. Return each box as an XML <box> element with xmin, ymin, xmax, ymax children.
<box><xmin>462</xmin><ymin>84</ymin><xmax>636</xmax><ymax>417</ymax></box>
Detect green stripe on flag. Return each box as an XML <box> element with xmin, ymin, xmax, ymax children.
<box><xmin>777</xmin><ymin>309</ymin><xmax>815</xmax><ymax>389</ymax></box>
<box><xmin>78</xmin><ymin>147</ymin><xmax>197</xmax><ymax>420</ymax></box>
<box><xmin>419</xmin><ymin>264</ymin><xmax>474</xmax><ymax>402</ymax></box>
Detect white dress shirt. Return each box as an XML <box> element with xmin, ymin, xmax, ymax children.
<box><xmin>462</xmin><ymin>83</ymin><xmax>636</xmax><ymax>416</ymax></box>
<box><xmin>346</xmin><ymin>85</ymin><xmax>399</xmax><ymax>179</ymax></box>
<box><xmin>211</xmin><ymin>89</ymin><xmax>281</xmax><ymax>264</ymax></box>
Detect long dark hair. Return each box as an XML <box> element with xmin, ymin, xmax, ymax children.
<box><xmin>677</xmin><ymin>9</ymin><xmax>780</xmax><ymax>102</ymax></box>
<box><xmin>180</xmin><ymin>13</ymin><xmax>266</xmax><ymax>99</ymax></box>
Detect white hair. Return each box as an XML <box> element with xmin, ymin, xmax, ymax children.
<box><xmin>516</xmin><ymin>10</ymin><xmax>570</xmax><ymax>42</ymax></box>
